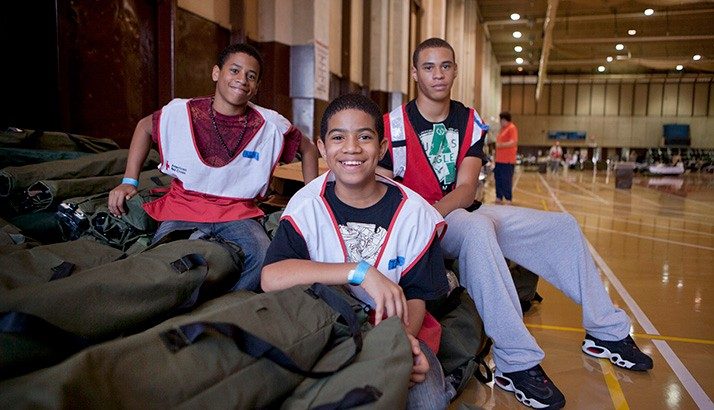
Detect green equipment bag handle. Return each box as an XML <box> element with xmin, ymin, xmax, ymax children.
<box><xmin>160</xmin><ymin>284</ymin><xmax>363</xmax><ymax>378</ymax></box>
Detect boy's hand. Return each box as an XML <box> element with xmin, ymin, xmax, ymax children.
<box><xmin>360</xmin><ymin>267</ymin><xmax>409</xmax><ymax>327</ymax></box>
<box><xmin>407</xmin><ymin>334</ymin><xmax>429</xmax><ymax>386</ymax></box>
<box><xmin>108</xmin><ymin>184</ymin><xmax>138</xmax><ymax>216</ymax></box>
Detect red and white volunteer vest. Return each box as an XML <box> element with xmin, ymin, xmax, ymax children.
<box><xmin>383</xmin><ymin>104</ymin><xmax>487</xmax><ymax>204</ymax></box>
<box><xmin>281</xmin><ymin>171</ymin><xmax>445</xmax><ymax>308</ymax></box>
<box><xmin>156</xmin><ymin>98</ymin><xmax>286</xmax><ymax>199</ymax></box>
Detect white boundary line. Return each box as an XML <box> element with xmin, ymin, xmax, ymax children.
<box><xmin>516</xmin><ymin>187</ymin><xmax>714</xmax><ymax>227</ymax></box>
<box><xmin>579</xmin><ymin>224</ymin><xmax>714</xmax><ymax>251</ymax></box>
<box><xmin>538</xmin><ymin>174</ymin><xmax>714</xmax><ymax>409</ymax></box>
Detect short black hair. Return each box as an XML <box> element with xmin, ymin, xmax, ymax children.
<box><xmin>216</xmin><ymin>43</ymin><xmax>264</xmax><ymax>80</ymax></box>
<box><xmin>320</xmin><ymin>93</ymin><xmax>384</xmax><ymax>142</ymax></box>
<box><xmin>499</xmin><ymin>111</ymin><xmax>512</xmax><ymax>122</ymax></box>
<box><xmin>412</xmin><ymin>37</ymin><xmax>456</xmax><ymax>68</ymax></box>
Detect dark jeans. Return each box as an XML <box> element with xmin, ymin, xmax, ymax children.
<box><xmin>152</xmin><ymin>218</ymin><xmax>270</xmax><ymax>292</ymax></box>
<box><xmin>494</xmin><ymin>163</ymin><xmax>515</xmax><ymax>201</ymax></box>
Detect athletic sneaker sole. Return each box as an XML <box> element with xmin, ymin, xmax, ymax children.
<box><xmin>494</xmin><ymin>373</ymin><xmax>566</xmax><ymax>409</ymax></box>
<box><xmin>582</xmin><ymin>339</ymin><xmax>652</xmax><ymax>371</ymax></box>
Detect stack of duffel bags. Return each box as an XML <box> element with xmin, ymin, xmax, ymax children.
<box><xmin>0</xmin><ymin>127</ymin><xmax>495</xmax><ymax>408</ymax></box>
<box><xmin>0</xmin><ymin>213</ymin><xmax>418</xmax><ymax>408</ymax></box>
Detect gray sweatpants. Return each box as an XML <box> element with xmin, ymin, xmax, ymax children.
<box><xmin>440</xmin><ymin>205</ymin><xmax>631</xmax><ymax>373</ymax></box>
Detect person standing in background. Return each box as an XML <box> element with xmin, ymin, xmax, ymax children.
<box><xmin>495</xmin><ymin>112</ymin><xmax>518</xmax><ymax>204</ymax></box>
<box><xmin>548</xmin><ymin>141</ymin><xmax>563</xmax><ymax>173</ymax></box>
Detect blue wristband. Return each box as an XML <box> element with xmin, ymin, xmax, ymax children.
<box><xmin>121</xmin><ymin>177</ymin><xmax>139</xmax><ymax>187</ymax></box>
<box><xmin>347</xmin><ymin>260</ymin><xmax>371</xmax><ymax>285</ymax></box>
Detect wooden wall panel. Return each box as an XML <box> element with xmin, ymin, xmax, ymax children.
<box><xmin>550</xmin><ymin>83</ymin><xmax>563</xmax><ymax>115</ymax></box>
<box><xmin>176</xmin><ymin>9</ymin><xmax>230</xmax><ymax>99</ymax></box>
<box><xmin>605</xmin><ymin>83</ymin><xmax>619</xmax><ymax>116</ymax></box>
<box><xmin>510</xmin><ymin>84</ymin><xmax>523</xmax><ymax>114</ymax></box>
<box><xmin>577</xmin><ymin>83</ymin><xmax>591</xmax><ymax>115</ymax></box>
<box><xmin>662</xmin><ymin>83</ymin><xmax>678</xmax><ymax>116</ymax></box>
<box><xmin>619</xmin><ymin>83</ymin><xmax>634</xmax><ymax>116</ymax></box>
<box><xmin>501</xmin><ymin>85</ymin><xmax>511</xmax><ymax>112</ymax></box>
<box><xmin>563</xmin><ymin>84</ymin><xmax>577</xmax><ymax>115</ymax></box>
<box><xmin>56</xmin><ymin>0</ymin><xmax>159</xmax><ymax>147</ymax></box>
<box><xmin>523</xmin><ymin>84</ymin><xmax>536</xmax><ymax>114</ymax></box>
<box><xmin>709</xmin><ymin>83</ymin><xmax>714</xmax><ymax>116</ymax></box>
<box><xmin>648</xmin><ymin>83</ymin><xmax>663</xmax><ymax>116</ymax></box>
<box><xmin>633</xmin><ymin>83</ymin><xmax>648</xmax><ymax>116</ymax></box>
<box><xmin>536</xmin><ymin>84</ymin><xmax>550</xmax><ymax>115</ymax></box>
<box><xmin>591</xmin><ymin>83</ymin><xmax>605</xmax><ymax>116</ymax></box>
<box><xmin>677</xmin><ymin>83</ymin><xmax>694</xmax><ymax>117</ymax></box>
<box><xmin>693</xmin><ymin>82</ymin><xmax>709</xmax><ymax>116</ymax></box>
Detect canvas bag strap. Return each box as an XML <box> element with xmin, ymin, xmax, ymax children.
<box><xmin>159</xmin><ymin>284</ymin><xmax>363</xmax><ymax>378</ymax></box>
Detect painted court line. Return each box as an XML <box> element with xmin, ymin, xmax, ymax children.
<box><xmin>525</xmin><ymin>324</ymin><xmax>714</xmax><ymax>346</ymax></box>
<box><xmin>537</xmin><ymin>187</ymin><xmax>628</xmax><ymax>410</ymax></box>
<box><xmin>566</xmin><ymin>209</ymin><xmax>714</xmax><ymax>238</ymax></box>
<box><xmin>538</xmin><ymin>174</ymin><xmax>714</xmax><ymax>410</ymax></box>
<box><xmin>514</xmin><ymin>188</ymin><xmax>714</xmax><ymax>228</ymax></box>
<box><xmin>601</xmin><ymin>361</ymin><xmax>630</xmax><ymax>410</ymax></box>
<box><xmin>579</xmin><ymin>224</ymin><xmax>714</xmax><ymax>251</ymax></box>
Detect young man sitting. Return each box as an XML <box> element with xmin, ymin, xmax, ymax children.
<box><xmin>261</xmin><ymin>93</ymin><xmax>453</xmax><ymax>408</ymax></box>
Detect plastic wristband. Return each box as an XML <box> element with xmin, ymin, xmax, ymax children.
<box><xmin>121</xmin><ymin>177</ymin><xmax>139</xmax><ymax>187</ymax></box>
<box><xmin>347</xmin><ymin>260</ymin><xmax>371</xmax><ymax>285</ymax></box>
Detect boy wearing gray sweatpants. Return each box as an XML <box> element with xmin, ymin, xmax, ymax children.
<box><xmin>378</xmin><ymin>38</ymin><xmax>652</xmax><ymax>410</ymax></box>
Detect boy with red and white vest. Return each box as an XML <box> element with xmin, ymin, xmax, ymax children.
<box><xmin>108</xmin><ymin>43</ymin><xmax>318</xmax><ymax>291</ymax></box>
<box><xmin>378</xmin><ymin>38</ymin><xmax>652</xmax><ymax>409</ymax></box>
<box><xmin>261</xmin><ymin>93</ymin><xmax>454</xmax><ymax>408</ymax></box>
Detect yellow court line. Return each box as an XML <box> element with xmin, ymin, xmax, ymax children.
<box><xmin>540</xmin><ymin>199</ymin><xmax>549</xmax><ymax>211</ymax></box>
<box><xmin>600</xmin><ymin>361</ymin><xmax>630</xmax><ymax>410</ymax></box>
<box><xmin>525</xmin><ymin>323</ymin><xmax>714</xmax><ymax>345</ymax></box>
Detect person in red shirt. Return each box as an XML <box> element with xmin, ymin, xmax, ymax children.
<box><xmin>108</xmin><ymin>43</ymin><xmax>318</xmax><ymax>292</ymax></box>
<box><xmin>495</xmin><ymin>111</ymin><xmax>518</xmax><ymax>204</ymax></box>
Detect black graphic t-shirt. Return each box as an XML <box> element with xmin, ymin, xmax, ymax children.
<box><xmin>379</xmin><ymin>100</ymin><xmax>486</xmax><ymax>194</ymax></box>
<box><xmin>263</xmin><ymin>181</ymin><xmax>448</xmax><ymax>301</ymax></box>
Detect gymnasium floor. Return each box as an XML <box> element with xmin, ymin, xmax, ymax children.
<box><xmin>452</xmin><ymin>167</ymin><xmax>714</xmax><ymax>409</ymax></box>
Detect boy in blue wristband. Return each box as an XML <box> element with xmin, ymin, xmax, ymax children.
<box><xmin>107</xmin><ymin>43</ymin><xmax>318</xmax><ymax>292</ymax></box>
<box><xmin>261</xmin><ymin>93</ymin><xmax>453</xmax><ymax>408</ymax></box>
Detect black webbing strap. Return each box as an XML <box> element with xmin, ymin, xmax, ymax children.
<box><xmin>169</xmin><ymin>254</ymin><xmax>207</xmax><ymax>273</ymax></box>
<box><xmin>49</xmin><ymin>261</ymin><xmax>75</xmax><ymax>281</ymax></box>
<box><xmin>0</xmin><ymin>311</ymin><xmax>91</xmax><ymax>349</ymax></box>
<box><xmin>391</xmin><ymin>139</ymin><xmax>406</xmax><ymax>148</ymax></box>
<box><xmin>312</xmin><ymin>385</ymin><xmax>383</xmax><ymax>410</ymax></box>
<box><xmin>160</xmin><ymin>284</ymin><xmax>362</xmax><ymax>378</ymax></box>
<box><xmin>474</xmin><ymin>338</ymin><xmax>494</xmax><ymax>383</ymax></box>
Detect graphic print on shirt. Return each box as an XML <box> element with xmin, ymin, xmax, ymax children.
<box><xmin>417</xmin><ymin>123</ymin><xmax>459</xmax><ymax>191</ymax></box>
<box><xmin>339</xmin><ymin>222</ymin><xmax>387</xmax><ymax>264</ymax></box>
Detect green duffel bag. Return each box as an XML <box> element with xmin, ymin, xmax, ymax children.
<box><xmin>431</xmin><ymin>287</ymin><xmax>493</xmax><ymax>399</ymax></box>
<box><xmin>0</xmin><ymin>284</ymin><xmax>377</xmax><ymax>409</ymax></box>
<box><xmin>0</xmin><ymin>238</ymin><xmax>123</xmax><ymax>291</ymax></box>
<box><xmin>56</xmin><ymin>170</ymin><xmax>172</xmax><ymax>249</ymax></box>
<box><xmin>0</xmin><ymin>238</ymin><xmax>243</xmax><ymax>379</ymax></box>
<box><xmin>20</xmin><ymin>175</ymin><xmax>126</xmax><ymax>213</ymax></box>
<box><xmin>0</xmin><ymin>149</ymin><xmax>160</xmax><ymax>198</ymax></box>
<box><xmin>0</xmin><ymin>127</ymin><xmax>120</xmax><ymax>154</ymax></box>
<box><xmin>0</xmin><ymin>217</ymin><xmax>40</xmax><ymax>253</ymax></box>
<box><xmin>282</xmin><ymin>316</ymin><xmax>412</xmax><ymax>409</ymax></box>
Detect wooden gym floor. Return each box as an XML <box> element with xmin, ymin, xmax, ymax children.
<box><xmin>452</xmin><ymin>168</ymin><xmax>714</xmax><ymax>410</ymax></box>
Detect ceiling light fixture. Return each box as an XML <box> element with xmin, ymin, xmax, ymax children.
<box><xmin>606</xmin><ymin>56</ymin><xmax>614</xmax><ymax>62</ymax></box>
<box><xmin>513</xmin><ymin>31</ymin><xmax>522</xmax><ymax>39</ymax></box>
<box><xmin>644</xmin><ymin>8</ymin><xmax>654</xmax><ymax>16</ymax></box>
<box><xmin>516</xmin><ymin>57</ymin><xmax>524</xmax><ymax>64</ymax></box>
<box><xmin>615</xmin><ymin>43</ymin><xmax>625</xmax><ymax>51</ymax></box>
<box><xmin>517</xmin><ymin>67</ymin><xmax>524</xmax><ymax>72</ymax></box>
<box><xmin>514</xmin><ymin>45</ymin><xmax>523</xmax><ymax>52</ymax></box>
<box><xmin>693</xmin><ymin>54</ymin><xmax>702</xmax><ymax>61</ymax></box>
<box><xmin>511</xmin><ymin>13</ymin><xmax>520</xmax><ymax>21</ymax></box>
<box><xmin>628</xmin><ymin>29</ymin><xmax>636</xmax><ymax>35</ymax></box>
<box><xmin>598</xmin><ymin>65</ymin><xmax>606</xmax><ymax>72</ymax></box>
<box><xmin>676</xmin><ymin>65</ymin><xmax>684</xmax><ymax>71</ymax></box>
